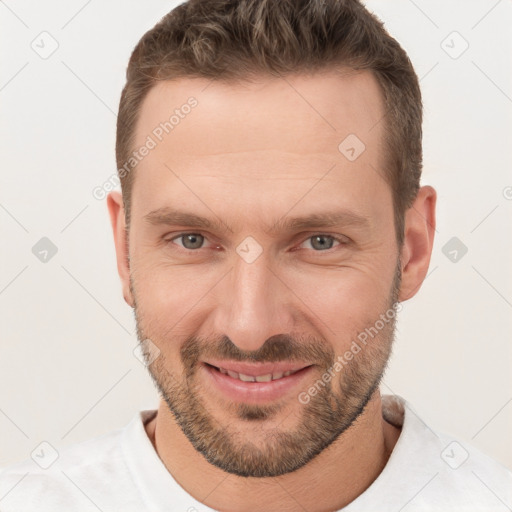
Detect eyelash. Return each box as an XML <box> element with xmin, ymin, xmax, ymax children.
<box><xmin>165</xmin><ymin>232</ymin><xmax>349</xmax><ymax>253</ymax></box>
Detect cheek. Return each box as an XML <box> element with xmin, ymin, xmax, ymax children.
<box><xmin>132</xmin><ymin>261</ymin><xmax>219</xmax><ymax>340</ymax></box>
<box><xmin>283</xmin><ymin>262</ymin><xmax>395</xmax><ymax>343</ymax></box>
<box><xmin>131</xmin><ymin>237</ymin><xmax>397</xmax><ymax>350</ymax></box>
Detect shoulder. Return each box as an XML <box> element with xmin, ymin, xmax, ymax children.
<box><xmin>425</xmin><ymin>430</ymin><xmax>512</xmax><ymax>509</ymax></box>
<box><xmin>0</xmin><ymin>419</ymin><xmax>141</xmax><ymax>511</ymax></box>
<box><xmin>376</xmin><ymin>395</ymin><xmax>512</xmax><ymax>511</ymax></box>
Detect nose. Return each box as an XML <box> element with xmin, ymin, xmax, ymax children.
<box><xmin>210</xmin><ymin>248</ymin><xmax>293</xmax><ymax>353</ymax></box>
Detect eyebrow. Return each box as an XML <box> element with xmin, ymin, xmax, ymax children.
<box><xmin>143</xmin><ymin>207</ymin><xmax>370</xmax><ymax>235</ymax></box>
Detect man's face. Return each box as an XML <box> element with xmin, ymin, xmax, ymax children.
<box><xmin>127</xmin><ymin>70</ymin><xmax>401</xmax><ymax>477</ymax></box>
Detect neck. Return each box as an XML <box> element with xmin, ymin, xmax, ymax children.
<box><xmin>145</xmin><ymin>391</ymin><xmax>401</xmax><ymax>512</ymax></box>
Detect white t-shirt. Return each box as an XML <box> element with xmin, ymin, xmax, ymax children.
<box><xmin>1</xmin><ymin>395</ymin><xmax>510</xmax><ymax>511</ymax></box>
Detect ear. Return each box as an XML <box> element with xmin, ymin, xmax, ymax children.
<box><xmin>399</xmin><ymin>186</ymin><xmax>437</xmax><ymax>301</ymax></box>
<box><xmin>107</xmin><ymin>191</ymin><xmax>134</xmax><ymax>307</ymax></box>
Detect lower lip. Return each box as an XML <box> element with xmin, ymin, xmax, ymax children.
<box><xmin>201</xmin><ymin>363</ymin><xmax>314</xmax><ymax>404</ymax></box>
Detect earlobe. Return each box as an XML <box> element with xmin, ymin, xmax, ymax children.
<box><xmin>107</xmin><ymin>191</ymin><xmax>134</xmax><ymax>308</ymax></box>
<box><xmin>398</xmin><ymin>186</ymin><xmax>437</xmax><ymax>302</ymax></box>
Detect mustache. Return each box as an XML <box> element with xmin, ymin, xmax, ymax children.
<box><xmin>181</xmin><ymin>333</ymin><xmax>335</xmax><ymax>369</ymax></box>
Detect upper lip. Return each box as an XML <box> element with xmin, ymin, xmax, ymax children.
<box><xmin>204</xmin><ymin>360</ymin><xmax>311</xmax><ymax>377</ymax></box>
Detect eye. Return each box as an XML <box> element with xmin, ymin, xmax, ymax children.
<box><xmin>169</xmin><ymin>233</ymin><xmax>209</xmax><ymax>250</ymax></box>
<box><xmin>299</xmin><ymin>235</ymin><xmax>343</xmax><ymax>251</ymax></box>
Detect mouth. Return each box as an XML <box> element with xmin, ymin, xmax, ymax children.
<box><xmin>201</xmin><ymin>360</ymin><xmax>314</xmax><ymax>403</ymax></box>
<box><xmin>206</xmin><ymin>364</ymin><xmax>304</xmax><ymax>382</ymax></box>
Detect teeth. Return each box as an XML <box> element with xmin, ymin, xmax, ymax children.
<box><xmin>255</xmin><ymin>374</ymin><xmax>273</xmax><ymax>382</ymax></box>
<box><xmin>217</xmin><ymin>367</ymin><xmax>299</xmax><ymax>382</ymax></box>
<box><xmin>238</xmin><ymin>373</ymin><xmax>256</xmax><ymax>382</ymax></box>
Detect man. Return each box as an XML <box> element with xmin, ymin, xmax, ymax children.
<box><xmin>1</xmin><ymin>0</ymin><xmax>510</xmax><ymax>510</ymax></box>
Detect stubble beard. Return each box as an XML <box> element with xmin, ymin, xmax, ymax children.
<box><xmin>132</xmin><ymin>263</ymin><xmax>401</xmax><ymax>477</ymax></box>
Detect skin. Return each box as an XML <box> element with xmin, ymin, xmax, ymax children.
<box><xmin>107</xmin><ymin>69</ymin><xmax>436</xmax><ymax>511</ymax></box>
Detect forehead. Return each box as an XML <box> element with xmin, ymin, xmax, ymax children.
<box><xmin>134</xmin><ymin>69</ymin><xmax>384</xmax><ymax>156</ymax></box>
<box><xmin>130</xmin><ymin>69</ymin><xmax>390</xmax><ymax>228</ymax></box>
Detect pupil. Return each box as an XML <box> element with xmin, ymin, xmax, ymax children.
<box><xmin>184</xmin><ymin>234</ymin><xmax>203</xmax><ymax>249</ymax></box>
<box><xmin>312</xmin><ymin>235</ymin><xmax>333</xmax><ymax>250</ymax></box>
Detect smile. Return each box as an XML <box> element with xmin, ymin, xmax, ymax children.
<box><xmin>202</xmin><ymin>361</ymin><xmax>314</xmax><ymax>403</ymax></box>
<box><xmin>211</xmin><ymin>365</ymin><xmax>302</xmax><ymax>382</ymax></box>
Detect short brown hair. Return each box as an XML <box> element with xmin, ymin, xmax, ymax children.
<box><xmin>116</xmin><ymin>0</ymin><xmax>422</xmax><ymax>245</ymax></box>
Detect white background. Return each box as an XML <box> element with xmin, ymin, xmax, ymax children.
<box><xmin>1</xmin><ymin>0</ymin><xmax>511</xmax><ymax>473</ymax></box>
